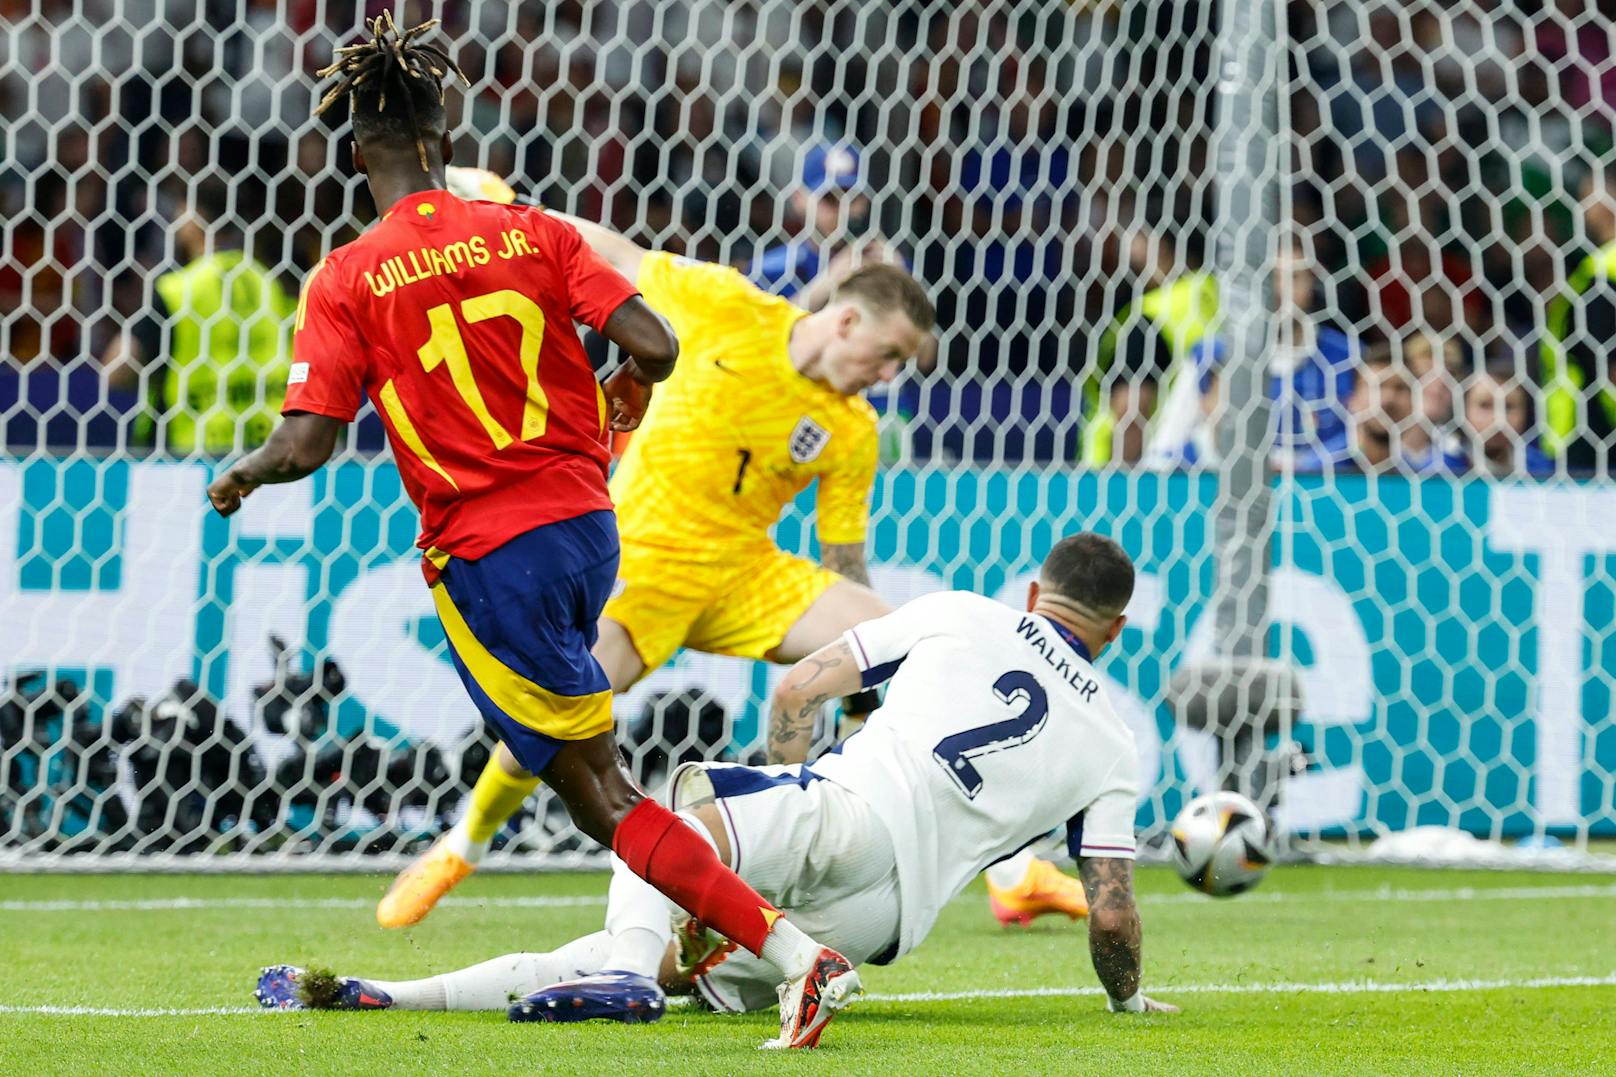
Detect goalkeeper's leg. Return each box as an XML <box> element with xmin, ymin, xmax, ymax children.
<box><xmin>983</xmin><ymin>847</ymin><xmax>1090</xmax><ymax>927</ymax></box>
<box><xmin>376</xmin><ymin>743</ymin><xmax>536</xmax><ymax>929</ymax></box>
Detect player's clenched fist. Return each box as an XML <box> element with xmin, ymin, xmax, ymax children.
<box><xmin>207</xmin><ymin>468</ymin><xmax>261</xmax><ymax>517</ymax></box>
<box><xmin>603</xmin><ymin>361</ymin><xmax>656</xmax><ymax>432</ymax></box>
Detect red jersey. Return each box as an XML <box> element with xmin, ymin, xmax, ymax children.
<box><xmin>284</xmin><ymin>190</ymin><xmax>639</xmax><ymax>559</ymax></box>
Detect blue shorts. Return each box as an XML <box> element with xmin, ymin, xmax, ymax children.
<box><xmin>427</xmin><ymin>511</ymin><xmax>619</xmax><ymax>774</ymax></box>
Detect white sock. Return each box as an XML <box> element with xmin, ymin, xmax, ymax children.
<box><xmin>759</xmin><ymin>919</ymin><xmax>822</xmax><ymax>982</ymax></box>
<box><xmin>441</xmin><ymin>817</ymin><xmax>488</xmax><ymax>867</ymax></box>
<box><xmin>603</xmin><ymin>853</ymin><xmax>675</xmax><ymax>978</ymax></box>
<box><xmin>368</xmin><ymin>932</ymin><xmax>613</xmax><ymax>1011</ymax></box>
<box><xmin>985</xmin><ymin>849</ymin><xmax>1036</xmax><ymax>890</ymax></box>
<box><xmin>604</xmin><ymin>927</ymin><xmax>668</xmax><ymax>980</ymax></box>
<box><xmin>366</xmin><ymin>972</ymin><xmax>448</xmax><ymax>1011</ymax></box>
<box><xmin>601</xmin><ymin>814</ymin><xmax>706</xmax><ymax>978</ymax></box>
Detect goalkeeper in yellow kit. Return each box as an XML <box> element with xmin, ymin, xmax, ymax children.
<box><xmin>378</xmin><ymin>170</ymin><xmax>1089</xmax><ymax>931</ymax></box>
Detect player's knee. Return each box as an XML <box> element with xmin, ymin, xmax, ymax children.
<box><xmin>593</xmin><ymin>619</ymin><xmax>647</xmax><ymax>691</ymax></box>
<box><xmin>493</xmin><ymin>740</ymin><xmax>531</xmax><ymax>780</ymax></box>
<box><xmin>565</xmin><ymin>781</ymin><xmax>644</xmax><ymax>847</ymax></box>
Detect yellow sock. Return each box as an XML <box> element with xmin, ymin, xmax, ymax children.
<box><xmin>464</xmin><ymin>759</ymin><xmax>541</xmax><ymax>844</ymax></box>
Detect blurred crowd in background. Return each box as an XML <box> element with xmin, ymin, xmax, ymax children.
<box><xmin>5</xmin><ymin>0</ymin><xmax>1616</xmax><ymax>476</ymax></box>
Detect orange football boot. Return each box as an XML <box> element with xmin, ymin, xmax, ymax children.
<box><xmin>376</xmin><ymin>838</ymin><xmax>476</xmax><ymax>929</ymax></box>
<box><xmin>986</xmin><ymin>856</ymin><xmax>1089</xmax><ymax>927</ymax></box>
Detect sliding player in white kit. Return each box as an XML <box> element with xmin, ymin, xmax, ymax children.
<box><xmin>256</xmin><ymin>533</ymin><xmax>1177</xmax><ymax>1031</ymax></box>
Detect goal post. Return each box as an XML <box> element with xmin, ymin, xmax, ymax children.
<box><xmin>1164</xmin><ymin>0</ymin><xmax>1294</xmax><ymax>811</ymax></box>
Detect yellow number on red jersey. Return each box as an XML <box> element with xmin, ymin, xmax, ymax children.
<box><xmin>416</xmin><ymin>289</ymin><xmax>549</xmax><ymax>449</ymax></box>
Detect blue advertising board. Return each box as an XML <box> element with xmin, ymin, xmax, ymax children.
<box><xmin>3</xmin><ymin>457</ymin><xmax>1612</xmax><ymax>838</ymax></box>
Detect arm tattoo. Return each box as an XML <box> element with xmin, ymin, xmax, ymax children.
<box><xmin>1079</xmin><ymin>856</ymin><xmax>1143</xmax><ymax>1001</ymax></box>
<box><xmin>767</xmin><ymin>688</ymin><xmax>833</xmax><ymax>765</ymax></box>
<box><xmin>768</xmin><ymin>643</ymin><xmax>854</xmax><ymax>765</ymax></box>
<box><xmin>819</xmin><ymin>542</ymin><xmax>872</xmax><ymax>587</ymax></box>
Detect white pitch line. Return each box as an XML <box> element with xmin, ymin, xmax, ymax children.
<box><xmin>4</xmin><ymin>973</ymin><xmax>1614</xmax><ymax>1018</ymax></box>
<box><xmin>867</xmin><ymin>973</ymin><xmax>1616</xmax><ymax>1003</ymax></box>
<box><xmin>0</xmin><ymin>895</ymin><xmax>607</xmax><ymax>913</ymax></box>
<box><xmin>0</xmin><ymin>1005</ymin><xmax>269</xmax><ymax>1017</ymax></box>
<box><xmin>1137</xmin><ymin>882</ymin><xmax>1616</xmax><ymax>906</ymax></box>
<box><xmin>5</xmin><ymin>882</ymin><xmax>1614</xmax><ymax>914</ymax></box>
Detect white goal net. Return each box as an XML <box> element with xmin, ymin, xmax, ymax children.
<box><xmin>2</xmin><ymin>0</ymin><xmax>1613</xmax><ymax>870</ymax></box>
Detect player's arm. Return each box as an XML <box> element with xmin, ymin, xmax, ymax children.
<box><xmin>767</xmin><ymin>639</ymin><xmax>863</xmax><ymax>765</ymax></box>
<box><xmin>1563</xmin><ymin>286</ymin><xmax>1616</xmax><ymax>447</ymax></box>
<box><xmin>547</xmin><ymin>213</ymin><xmax>676</xmax><ymax>429</ymax></box>
<box><xmin>814</xmin><ymin>433</ymin><xmax>883</xmax><ymax>719</ymax></box>
<box><xmin>102</xmin><ymin>296</ymin><xmax>169</xmax><ymax>392</ymax></box>
<box><xmin>818</xmin><ymin>541</ymin><xmax>871</xmax><ymax>588</ymax></box>
<box><xmin>597</xmin><ymin>298</ymin><xmax>679</xmax><ymax>432</ymax></box>
<box><xmin>812</xmin><ymin>428</ymin><xmax>885</xmax><ymax>724</ymax></box>
<box><xmin>601</xmin><ymin>299</ymin><xmax>677</xmax><ymax>381</ymax></box>
<box><xmin>815</xmin><ymin>425</ymin><xmax>879</xmax><ymax>587</ymax></box>
<box><xmin>547</xmin><ymin>211</ymin><xmax>648</xmax><ymax>283</ymax></box>
<box><xmin>207</xmin><ymin>411</ymin><xmax>344</xmax><ymax>516</ymax></box>
<box><xmin>769</xmin><ymin>592</ymin><xmax>958</xmax><ymax>762</ymax></box>
<box><xmin>784</xmin><ymin>536</ymin><xmax>884</xmax><ymax>734</ymax></box>
<box><xmin>1075</xmin><ymin>794</ymin><xmax>1177</xmax><ymax>1014</ymax></box>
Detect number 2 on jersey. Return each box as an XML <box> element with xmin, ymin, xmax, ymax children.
<box><xmin>417</xmin><ymin>289</ymin><xmax>549</xmax><ymax>446</ymax></box>
<box><xmin>932</xmin><ymin>670</ymin><xmax>1049</xmax><ymax>799</ymax></box>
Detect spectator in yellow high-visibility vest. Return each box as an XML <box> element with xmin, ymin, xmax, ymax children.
<box><xmin>1540</xmin><ymin>162</ymin><xmax>1616</xmax><ymax>473</ymax></box>
<box><xmin>104</xmin><ymin>208</ymin><xmax>292</xmax><ymax>456</ymax></box>
<box><xmin>1083</xmin><ymin>220</ymin><xmax>1217</xmax><ymax>466</ymax></box>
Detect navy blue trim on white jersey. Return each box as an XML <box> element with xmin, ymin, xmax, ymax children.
<box><xmin>1065</xmin><ymin>812</ymin><xmax>1085</xmax><ymax>860</ymax></box>
<box><xmin>861</xmin><ymin>658</ymin><xmax>903</xmax><ymax>687</ymax></box>
<box><xmin>1042</xmin><ymin>617</ymin><xmax>1093</xmax><ymax>663</ymax></box>
<box><xmin>705</xmin><ymin>764</ymin><xmax>822</xmax><ymax>799</ymax></box>
<box><xmin>848</xmin><ymin>627</ymin><xmax>906</xmax><ymax>688</ymax></box>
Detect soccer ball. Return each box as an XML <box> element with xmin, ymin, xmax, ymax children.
<box><xmin>1169</xmin><ymin>791</ymin><xmax>1275</xmax><ymax>897</ymax></box>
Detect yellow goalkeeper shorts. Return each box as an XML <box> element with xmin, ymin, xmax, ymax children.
<box><xmin>604</xmin><ymin>541</ymin><xmax>842</xmax><ymax>672</ymax></box>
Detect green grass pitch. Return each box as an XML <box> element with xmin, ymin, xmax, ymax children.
<box><xmin>2</xmin><ymin>865</ymin><xmax>1613</xmax><ymax>1075</ymax></box>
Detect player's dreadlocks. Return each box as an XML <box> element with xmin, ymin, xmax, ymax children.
<box><xmin>314</xmin><ymin>12</ymin><xmax>468</xmax><ymax>173</ymax></box>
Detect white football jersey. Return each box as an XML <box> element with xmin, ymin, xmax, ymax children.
<box><xmin>809</xmin><ymin>590</ymin><xmax>1139</xmax><ymax>958</ymax></box>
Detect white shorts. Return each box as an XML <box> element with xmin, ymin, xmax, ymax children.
<box><xmin>669</xmin><ymin>761</ymin><xmax>902</xmax><ymax>1014</ymax></box>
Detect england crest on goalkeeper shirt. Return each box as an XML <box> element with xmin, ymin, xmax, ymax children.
<box><xmin>789</xmin><ymin>416</ymin><xmax>831</xmax><ymax>463</ymax></box>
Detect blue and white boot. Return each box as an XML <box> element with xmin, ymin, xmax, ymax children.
<box><xmin>508</xmin><ymin>970</ymin><xmax>667</xmax><ymax>1025</ymax></box>
<box><xmin>254</xmin><ymin>964</ymin><xmax>394</xmax><ymax>1011</ymax></box>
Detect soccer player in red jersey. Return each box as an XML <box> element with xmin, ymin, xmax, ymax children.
<box><xmin>206</xmin><ymin>15</ymin><xmax>859</xmax><ymax>1048</ymax></box>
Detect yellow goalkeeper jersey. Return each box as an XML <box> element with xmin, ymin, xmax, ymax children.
<box><xmin>610</xmin><ymin>251</ymin><xmax>879</xmax><ymax>555</ymax></box>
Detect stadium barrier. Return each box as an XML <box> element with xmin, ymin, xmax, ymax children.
<box><xmin>3</xmin><ymin>456</ymin><xmax>1611</xmax><ymax>868</ymax></box>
